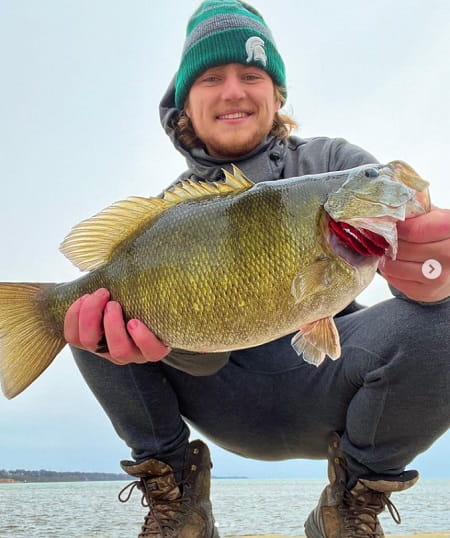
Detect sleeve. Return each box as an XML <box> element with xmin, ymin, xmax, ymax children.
<box><xmin>327</xmin><ymin>138</ymin><xmax>379</xmax><ymax>170</ymax></box>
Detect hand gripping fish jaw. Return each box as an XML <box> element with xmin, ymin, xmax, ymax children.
<box><xmin>292</xmin><ymin>161</ymin><xmax>430</xmax><ymax>366</ymax></box>
<box><xmin>324</xmin><ymin>161</ymin><xmax>430</xmax><ymax>260</ymax></box>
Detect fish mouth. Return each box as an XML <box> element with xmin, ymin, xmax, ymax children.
<box><xmin>324</xmin><ymin>160</ymin><xmax>431</xmax><ymax>261</ymax></box>
<box><xmin>387</xmin><ymin>160</ymin><xmax>431</xmax><ymax>214</ymax></box>
<box><xmin>341</xmin><ymin>161</ymin><xmax>431</xmax><ymax>259</ymax></box>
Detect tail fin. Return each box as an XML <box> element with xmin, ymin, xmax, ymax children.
<box><xmin>0</xmin><ymin>283</ymin><xmax>65</xmax><ymax>399</ymax></box>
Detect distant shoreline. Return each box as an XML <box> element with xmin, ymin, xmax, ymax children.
<box><xmin>0</xmin><ymin>471</ymin><xmax>128</xmax><ymax>483</ymax></box>
<box><xmin>1</xmin><ymin>473</ymin><xmax>448</xmax><ymax>483</ymax></box>
<box><xmin>0</xmin><ymin>472</ymin><xmax>248</xmax><ymax>484</ymax></box>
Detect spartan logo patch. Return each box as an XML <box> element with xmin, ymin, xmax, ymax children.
<box><xmin>245</xmin><ymin>36</ymin><xmax>267</xmax><ymax>67</ymax></box>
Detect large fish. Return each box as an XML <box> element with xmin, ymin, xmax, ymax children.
<box><xmin>0</xmin><ymin>161</ymin><xmax>429</xmax><ymax>399</ymax></box>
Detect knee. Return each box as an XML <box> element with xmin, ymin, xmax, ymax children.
<box><xmin>343</xmin><ymin>297</ymin><xmax>450</xmax><ymax>353</ymax></box>
<box><xmin>391</xmin><ymin>298</ymin><xmax>450</xmax><ymax>352</ymax></box>
<box><xmin>343</xmin><ymin>298</ymin><xmax>450</xmax><ymax>370</ymax></box>
<box><xmin>373</xmin><ymin>299</ymin><xmax>450</xmax><ymax>381</ymax></box>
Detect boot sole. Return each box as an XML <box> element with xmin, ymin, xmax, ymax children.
<box><xmin>304</xmin><ymin>511</ymin><xmax>324</xmax><ymax>538</ymax></box>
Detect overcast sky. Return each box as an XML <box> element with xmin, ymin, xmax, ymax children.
<box><xmin>0</xmin><ymin>1</ymin><xmax>449</xmax><ymax>480</ymax></box>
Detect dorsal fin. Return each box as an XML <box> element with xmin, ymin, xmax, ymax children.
<box><xmin>162</xmin><ymin>164</ymin><xmax>254</xmax><ymax>203</ymax></box>
<box><xmin>60</xmin><ymin>166</ymin><xmax>254</xmax><ymax>272</ymax></box>
<box><xmin>223</xmin><ymin>164</ymin><xmax>254</xmax><ymax>191</ymax></box>
<box><xmin>60</xmin><ymin>196</ymin><xmax>173</xmax><ymax>271</ymax></box>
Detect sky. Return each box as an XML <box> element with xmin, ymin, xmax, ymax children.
<box><xmin>0</xmin><ymin>1</ymin><xmax>449</xmax><ymax>480</ymax></box>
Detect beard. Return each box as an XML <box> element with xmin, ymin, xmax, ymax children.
<box><xmin>204</xmin><ymin>127</ymin><xmax>270</xmax><ymax>159</ymax></box>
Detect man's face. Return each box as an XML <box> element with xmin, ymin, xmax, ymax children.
<box><xmin>185</xmin><ymin>63</ymin><xmax>281</xmax><ymax>159</ymax></box>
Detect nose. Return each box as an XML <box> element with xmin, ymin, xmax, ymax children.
<box><xmin>220</xmin><ymin>74</ymin><xmax>246</xmax><ymax>100</ymax></box>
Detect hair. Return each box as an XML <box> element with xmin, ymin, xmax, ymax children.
<box><xmin>174</xmin><ymin>85</ymin><xmax>297</xmax><ymax>151</ymax></box>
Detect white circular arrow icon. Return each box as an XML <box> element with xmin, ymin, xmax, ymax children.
<box><xmin>421</xmin><ymin>259</ymin><xmax>442</xmax><ymax>280</ymax></box>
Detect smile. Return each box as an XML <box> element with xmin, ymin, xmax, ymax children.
<box><xmin>217</xmin><ymin>112</ymin><xmax>251</xmax><ymax>120</ymax></box>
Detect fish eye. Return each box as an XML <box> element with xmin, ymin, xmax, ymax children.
<box><xmin>364</xmin><ymin>168</ymin><xmax>379</xmax><ymax>178</ymax></box>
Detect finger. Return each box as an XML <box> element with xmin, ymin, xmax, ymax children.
<box><xmin>103</xmin><ymin>301</ymin><xmax>138</xmax><ymax>363</ymax></box>
<box><xmin>397</xmin><ymin>207</ymin><xmax>450</xmax><ymax>242</ymax></box>
<box><xmin>379</xmin><ymin>258</ymin><xmax>424</xmax><ymax>284</ymax></box>
<box><xmin>382</xmin><ymin>253</ymin><xmax>448</xmax><ymax>284</ymax></box>
<box><xmin>381</xmin><ymin>275</ymin><xmax>428</xmax><ymax>301</ymax></box>
<box><xmin>127</xmin><ymin>319</ymin><xmax>171</xmax><ymax>362</ymax></box>
<box><xmin>64</xmin><ymin>294</ymin><xmax>88</xmax><ymax>344</ymax></box>
<box><xmin>395</xmin><ymin>238</ymin><xmax>450</xmax><ymax>264</ymax></box>
<box><xmin>382</xmin><ymin>273</ymin><xmax>448</xmax><ymax>302</ymax></box>
<box><xmin>78</xmin><ymin>288</ymin><xmax>110</xmax><ymax>350</ymax></box>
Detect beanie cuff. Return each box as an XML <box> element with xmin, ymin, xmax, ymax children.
<box><xmin>175</xmin><ymin>29</ymin><xmax>285</xmax><ymax>108</ymax></box>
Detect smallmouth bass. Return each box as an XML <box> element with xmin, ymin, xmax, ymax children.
<box><xmin>0</xmin><ymin>161</ymin><xmax>430</xmax><ymax>398</ymax></box>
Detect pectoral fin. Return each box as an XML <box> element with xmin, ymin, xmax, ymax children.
<box><xmin>291</xmin><ymin>259</ymin><xmax>336</xmax><ymax>304</ymax></box>
<box><xmin>291</xmin><ymin>317</ymin><xmax>341</xmax><ymax>366</ymax></box>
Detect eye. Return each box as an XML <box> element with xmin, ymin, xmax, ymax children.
<box><xmin>202</xmin><ymin>75</ymin><xmax>220</xmax><ymax>83</ymax></box>
<box><xmin>364</xmin><ymin>168</ymin><xmax>379</xmax><ymax>178</ymax></box>
<box><xmin>243</xmin><ymin>74</ymin><xmax>261</xmax><ymax>81</ymax></box>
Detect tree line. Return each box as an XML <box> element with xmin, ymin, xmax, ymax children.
<box><xmin>0</xmin><ymin>469</ymin><xmax>127</xmax><ymax>482</ymax></box>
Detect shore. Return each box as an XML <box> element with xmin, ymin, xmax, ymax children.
<box><xmin>224</xmin><ymin>534</ymin><xmax>450</xmax><ymax>538</ymax></box>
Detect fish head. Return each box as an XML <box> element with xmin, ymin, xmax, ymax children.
<box><xmin>324</xmin><ymin>161</ymin><xmax>430</xmax><ymax>261</ymax></box>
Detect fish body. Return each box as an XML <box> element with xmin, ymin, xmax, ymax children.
<box><xmin>0</xmin><ymin>161</ymin><xmax>429</xmax><ymax>398</ymax></box>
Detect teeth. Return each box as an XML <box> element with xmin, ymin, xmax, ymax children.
<box><xmin>219</xmin><ymin>112</ymin><xmax>248</xmax><ymax>119</ymax></box>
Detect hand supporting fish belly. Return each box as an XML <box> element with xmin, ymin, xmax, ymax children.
<box><xmin>0</xmin><ymin>161</ymin><xmax>430</xmax><ymax>398</ymax></box>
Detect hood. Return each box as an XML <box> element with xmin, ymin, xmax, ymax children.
<box><xmin>159</xmin><ymin>77</ymin><xmax>287</xmax><ymax>183</ymax></box>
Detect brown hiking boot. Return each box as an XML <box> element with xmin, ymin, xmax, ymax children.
<box><xmin>119</xmin><ymin>440</ymin><xmax>219</xmax><ymax>538</ymax></box>
<box><xmin>304</xmin><ymin>433</ymin><xmax>419</xmax><ymax>537</ymax></box>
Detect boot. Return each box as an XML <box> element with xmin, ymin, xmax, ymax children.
<box><xmin>119</xmin><ymin>440</ymin><xmax>219</xmax><ymax>538</ymax></box>
<box><xmin>304</xmin><ymin>433</ymin><xmax>419</xmax><ymax>537</ymax></box>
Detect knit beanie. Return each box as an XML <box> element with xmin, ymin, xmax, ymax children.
<box><xmin>174</xmin><ymin>0</ymin><xmax>286</xmax><ymax>109</ymax></box>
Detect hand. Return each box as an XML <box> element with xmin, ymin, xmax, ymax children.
<box><xmin>64</xmin><ymin>288</ymin><xmax>171</xmax><ymax>365</ymax></box>
<box><xmin>379</xmin><ymin>206</ymin><xmax>450</xmax><ymax>302</ymax></box>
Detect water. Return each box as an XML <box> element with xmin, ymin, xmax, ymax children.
<box><xmin>0</xmin><ymin>478</ymin><xmax>448</xmax><ymax>537</ymax></box>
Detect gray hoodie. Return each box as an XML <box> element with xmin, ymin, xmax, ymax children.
<box><xmin>159</xmin><ymin>80</ymin><xmax>378</xmax><ymax>375</ymax></box>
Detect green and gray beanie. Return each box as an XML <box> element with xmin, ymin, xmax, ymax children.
<box><xmin>174</xmin><ymin>0</ymin><xmax>286</xmax><ymax>109</ymax></box>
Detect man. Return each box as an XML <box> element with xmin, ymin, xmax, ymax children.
<box><xmin>65</xmin><ymin>1</ymin><xmax>450</xmax><ymax>536</ymax></box>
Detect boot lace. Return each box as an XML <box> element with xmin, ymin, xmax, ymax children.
<box><xmin>339</xmin><ymin>481</ymin><xmax>401</xmax><ymax>537</ymax></box>
<box><xmin>118</xmin><ymin>466</ymin><xmax>193</xmax><ymax>537</ymax></box>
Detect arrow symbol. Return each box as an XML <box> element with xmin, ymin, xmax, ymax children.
<box><xmin>422</xmin><ymin>259</ymin><xmax>442</xmax><ymax>280</ymax></box>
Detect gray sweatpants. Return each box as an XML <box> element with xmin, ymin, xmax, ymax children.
<box><xmin>73</xmin><ymin>297</ymin><xmax>450</xmax><ymax>478</ymax></box>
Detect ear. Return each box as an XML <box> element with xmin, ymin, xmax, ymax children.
<box><xmin>184</xmin><ymin>98</ymin><xmax>191</xmax><ymax>119</ymax></box>
<box><xmin>272</xmin><ymin>86</ymin><xmax>282</xmax><ymax>112</ymax></box>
